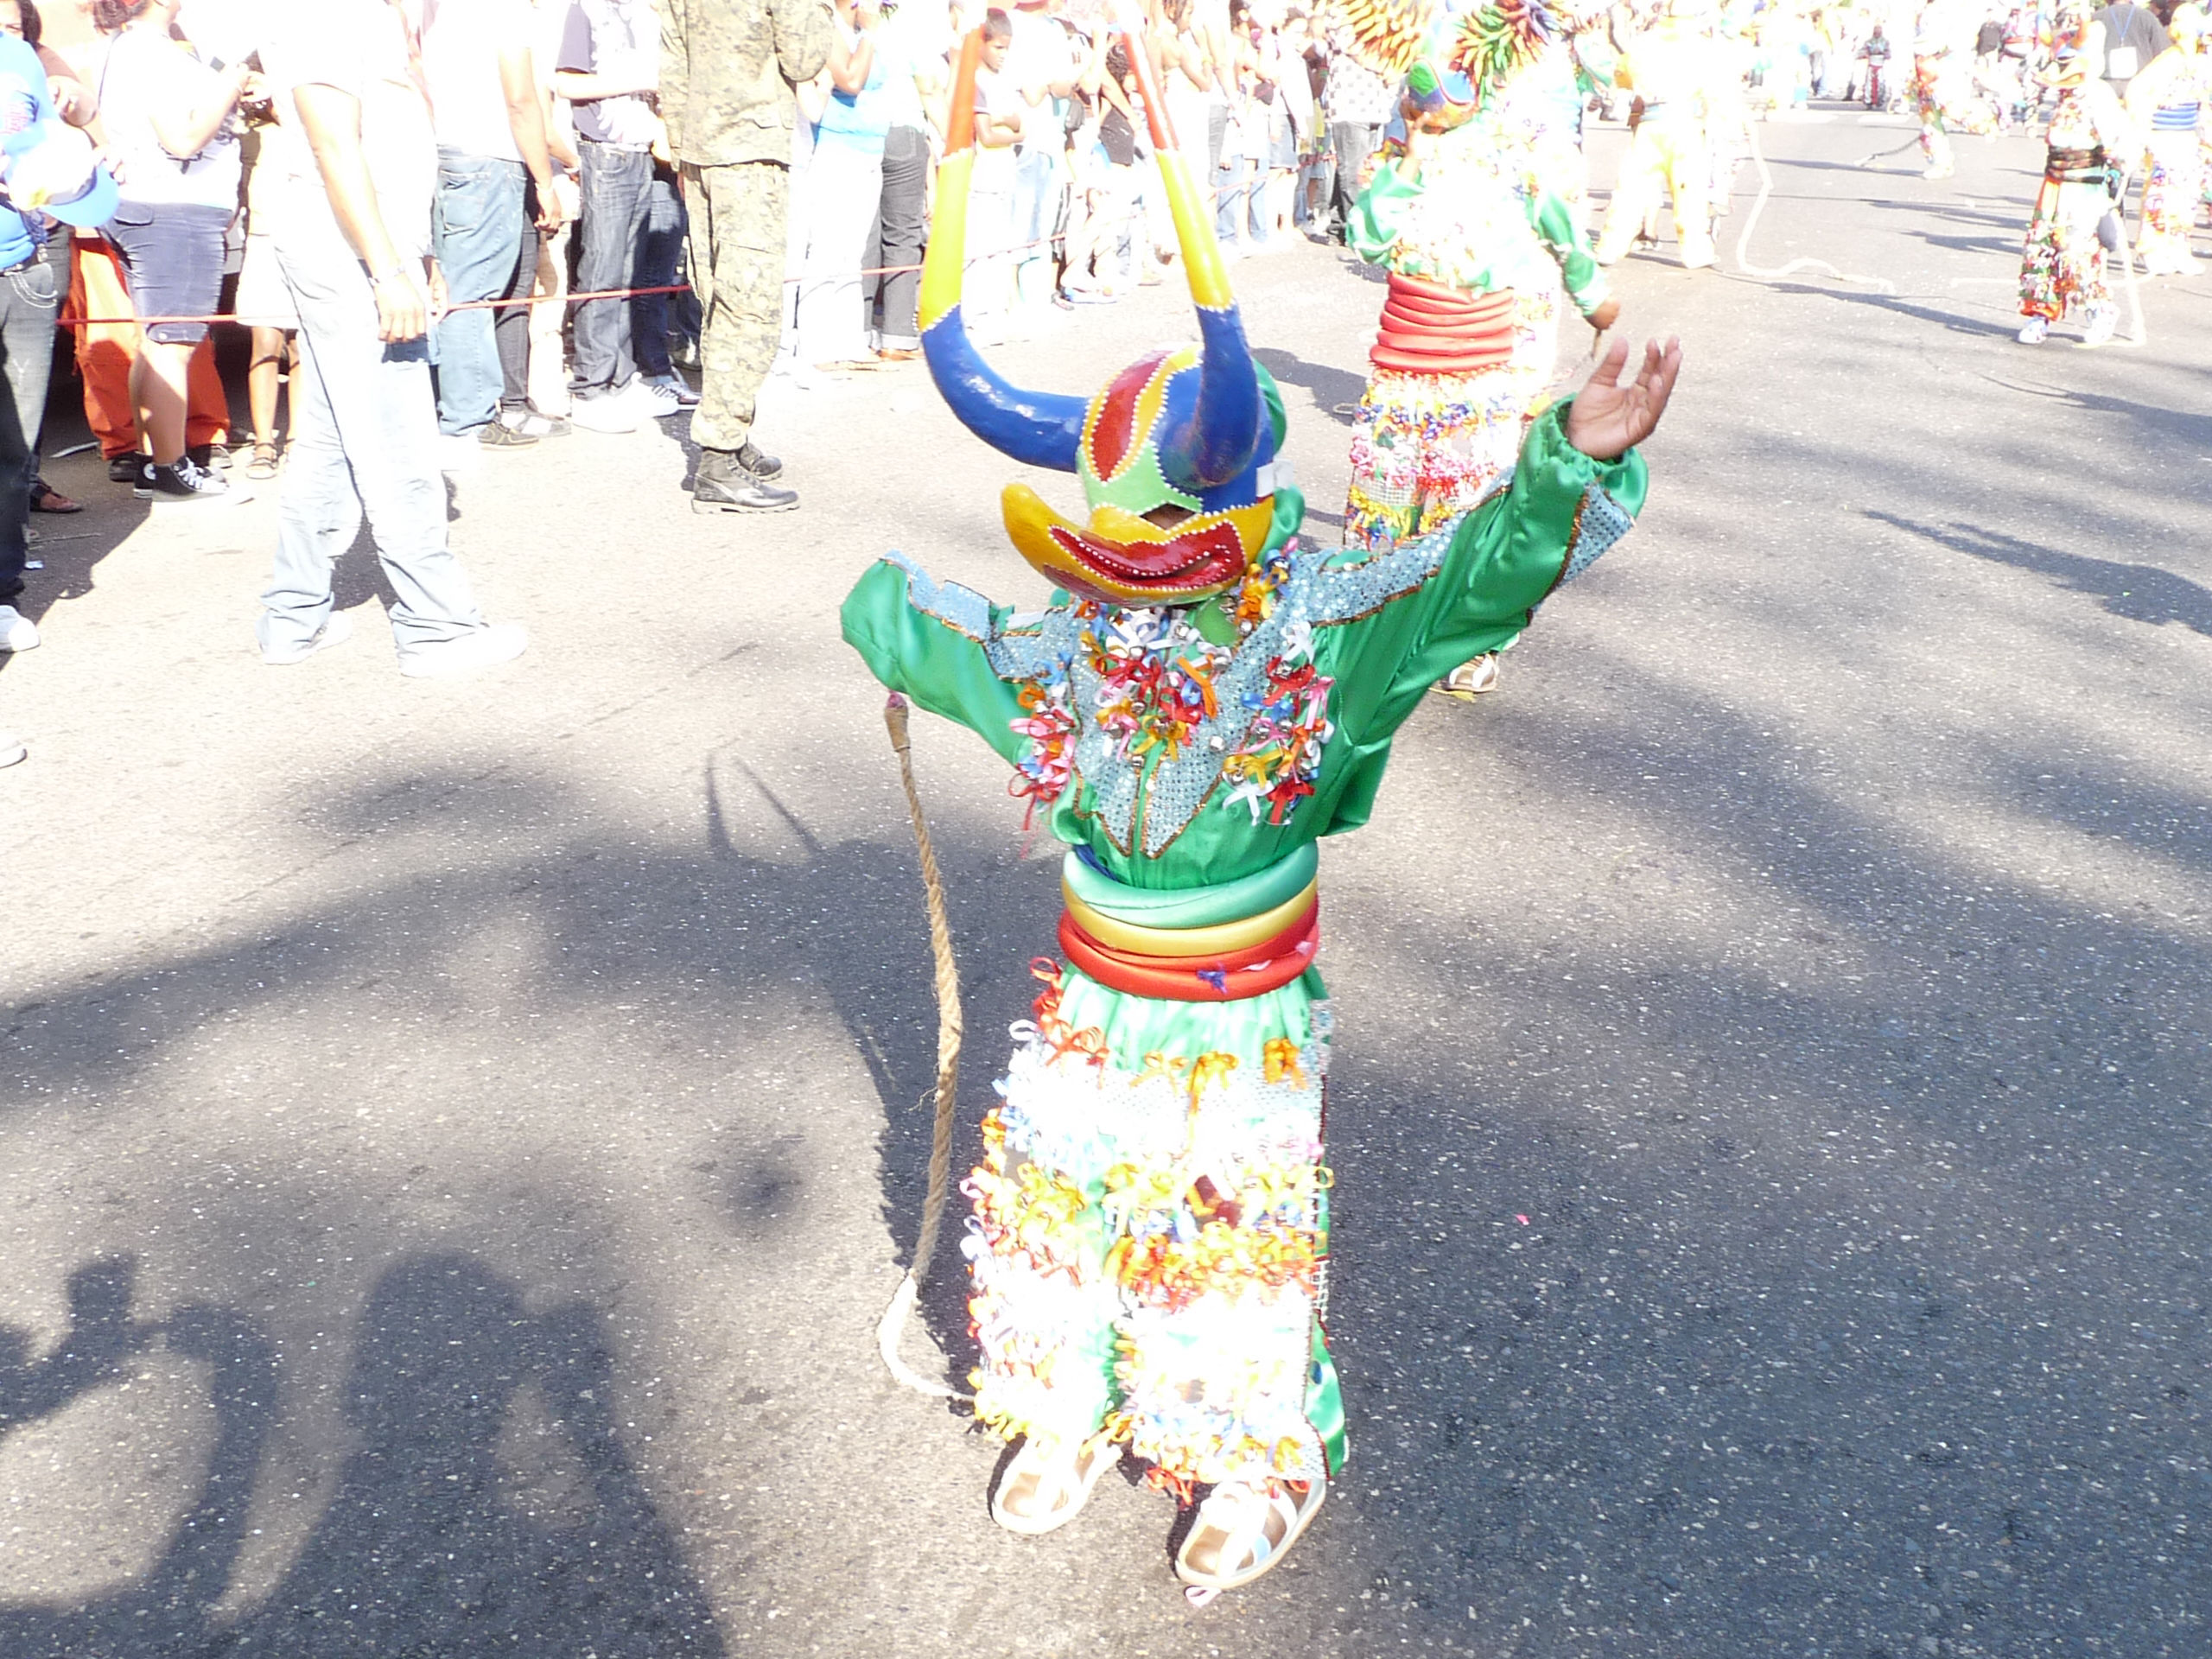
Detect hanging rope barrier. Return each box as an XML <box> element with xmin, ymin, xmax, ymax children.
<box><xmin>874</xmin><ymin>693</ymin><xmax>975</xmax><ymax>1405</ymax></box>
<box><xmin>55</xmin><ymin>235</ymin><xmax>1066</xmax><ymax>329</ymax></box>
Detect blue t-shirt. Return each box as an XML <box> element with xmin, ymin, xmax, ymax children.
<box><xmin>816</xmin><ymin>25</ymin><xmax>893</xmax><ymax>147</ymax></box>
<box><xmin>0</xmin><ymin>35</ymin><xmax>56</xmax><ymax>269</ymax></box>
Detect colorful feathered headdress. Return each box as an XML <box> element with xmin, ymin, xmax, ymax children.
<box><xmin>1325</xmin><ymin>0</ymin><xmax>1556</xmax><ymax>123</ymax></box>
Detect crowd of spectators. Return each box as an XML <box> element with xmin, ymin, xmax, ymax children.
<box><xmin>772</xmin><ymin>0</ymin><xmax>1403</xmax><ymax>359</ymax></box>
<box><xmin>0</xmin><ymin>0</ymin><xmax>1492</xmax><ymax>768</ymax></box>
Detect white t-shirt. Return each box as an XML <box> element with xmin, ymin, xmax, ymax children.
<box><xmin>558</xmin><ymin>0</ymin><xmax>660</xmax><ymax>148</ymax></box>
<box><xmin>264</xmin><ymin>0</ymin><xmax>440</xmax><ymax>258</ymax></box>
<box><xmin>1004</xmin><ymin>8</ymin><xmax>1073</xmax><ymax>128</ymax></box>
<box><xmin>871</xmin><ymin>3</ymin><xmax>938</xmax><ymax>132</ymax></box>
<box><xmin>422</xmin><ymin>0</ymin><xmax>534</xmax><ymax>160</ymax></box>
<box><xmin>98</xmin><ymin>24</ymin><xmax>244</xmax><ymax>208</ymax></box>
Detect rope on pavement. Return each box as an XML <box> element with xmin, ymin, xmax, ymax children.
<box><xmin>1733</xmin><ymin>119</ymin><xmax>1900</xmax><ymax>294</ymax></box>
<box><xmin>2106</xmin><ymin>164</ymin><xmax>2148</xmax><ymax>348</ymax></box>
<box><xmin>875</xmin><ymin>693</ymin><xmax>976</xmax><ymax>1405</ymax></box>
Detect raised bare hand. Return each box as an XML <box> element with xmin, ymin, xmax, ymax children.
<box><xmin>1564</xmin><ymin>335</ymin><xmax>1683</xmax><ymax>462</ymax></box>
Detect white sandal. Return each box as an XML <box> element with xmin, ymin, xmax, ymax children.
<box><xmin>1433</xmin><ymin>652</ymin><xmax>1501</xmax><ymax>700</ymax></box>
<box><xmin>1173</xmin><ymin>1475</ymin><xmax>1327</xmax><ymax>1599</ymax></box>
<box><xmin>988</xmin><ymin>1433</ymin><xmax>1113</xmax><ymax>1535</ymax></box>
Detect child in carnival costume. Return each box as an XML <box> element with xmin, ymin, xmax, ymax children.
<box><xmin>842</xmin><ymin>10</ymin><xmax>1681</xmax><ymax>1598</ymax></box>
<box><xmin>1911</xmin><ymin>0</ymin><xmax>2005</xmax><ymax>179</ymax></box>
<box><xmin>2016</xmin><ymin>10</ymin><xmax>2139</xmax><ymax>346</ymax></box>
<box><xmin>1335</xmin><ymin>0</ymin><xmax>1619</xmax><ymax>700</ymax></box>
<box><xmin>2125</xmin><ymin>3</ymin><xmax>2211</xmax><ymax>276</ymax></box>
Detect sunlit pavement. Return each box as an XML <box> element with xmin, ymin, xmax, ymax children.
<box><xmin>3</xmin><ymin>110</ymin><xmax>2209</xmax><ymax>1656</ymax></box>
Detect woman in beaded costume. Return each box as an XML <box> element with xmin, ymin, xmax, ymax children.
<box><xmin>842</xmin><ymin>11</ymin><xmax>1680</xmax><ymax>1598</ymax></box>
<box><xmin>2126</xmin><ymin>4</ymin><xmax>2211</xmax><ymax>276</ymax></box>
<box><xmin>2016</xmin><ymin>12</ymin><xmax>2138</xmax><ymax>346</ymax></box>
<box><xmin>1335</xmin><ymin>0</ymin><xmax>1618</xmax><ymax>701</ymax></box>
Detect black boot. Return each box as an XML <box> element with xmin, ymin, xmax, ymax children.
<box><xmin>693</xmin><ymin>448</ymin><xmax>797</xmax><ymax>513</ymax></box>
<box><xmin>735</xmin><ymin>441</ymin><xmax>783</xmax><ymax>480</ymax></box>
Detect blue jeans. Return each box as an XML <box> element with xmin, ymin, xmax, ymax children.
<box><xmin>574</xmin><ymin>139</ymin><xmax>654</xmax><ymax>397</ymax></box>
<box><xmin>1008</xmin><ymin>143</ymin><xmax>1058</xmax><ymax>307</ymax></box>
<box><xmin>1214</xmin><ymin>153</ymin><xmax>1267</xmax><ymax>246</ymax></box>
<box><xmin>632</xmin><ymin>167</ymin><xmax>687</xmax><ymax>379</ymax></box>
<box><xmin>267</xmin><ymin>216</ymin><xmax>490</xmax><ymax>661</ymax></box>
<box><xmin>0</xmin><ymin>251</ymin><xmax>56</xmax><ymax>605</ymax></box>
<box><xmin>430</xmin><ymin>149</ymin><xmax>529</xmax><ymax>435</ymax></box>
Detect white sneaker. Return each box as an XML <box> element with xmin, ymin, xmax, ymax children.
<box><xmin>2015</xmin><ymin>316</ymin><xmax>2050</xmax><ymax>344</ymax></box>
<box><xmin>0</xmin><ymin>603</ymin><xmax>38</xmax><ymax>652</ymax></box>
<box><xmin>2079</xmin><ymin>305</ymin><xmax>2118</xmax><ymax>348</ymax></box>
<box><xmin>626</xmin><ymin>378</ymin><xmax>683</xmax><ymax>419</ymax></box>
<box><xmin>0</xmin><ymin>731</ymin><xmax>23</xmax><ymax>767</ymax></box>
<box><xmin>643</xmin><ymin>371</ymin><xmax>700</xmax><ymax>408</ymax></box>
<box><xmin>569</xmin><ymin>394</ymin><xmax>639</xmax><ymax>434</ymax></box>
<box><xmin>438</xmin><ymin>431</ymin><xmax>484</xmax><ymax>473</ymax></box>
<box><xmin>397</xmin><ymin>620</ymin><xmax>528</xmax><ymax>678</ymax></box>
<box><xmin>261</xmin><ymin>607</ymin><xmax>354</xmax><ymax>665</ymax></box>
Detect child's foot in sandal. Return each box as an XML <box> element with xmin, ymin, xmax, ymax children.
<box><xmin>246</xmin><ymin>442</ymin><xmax>282</xmax><ymax>480</ymax></box>
<box><xmin>989</xmin><ymin>1433</ymin><xmax>1112</xmax><ymax>1535</ymax></box>
<box><xmin>1175</xmin><ymin>1475</ymin><xmax>1326</xmax><ymax>1597</ymax></box>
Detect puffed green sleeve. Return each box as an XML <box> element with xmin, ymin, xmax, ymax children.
<box><xmin>841</xmin><ymin>556</ymin><xmax>1028</xmax><ymax>765</ymax></box>
<box><xmin>1385</xmin><ymin>399</ymin><xmax>1648</xmax><ymax>703</ymax></box>
<box><xmin>1529</xmin><ymin>188</ymin><xmax>1610</xmax><ymax>316</ymax></box>
<box><xmin>1345</xmin><ymin>154</ymin><xmax>1421</xmax><ymax>269</ymax></box>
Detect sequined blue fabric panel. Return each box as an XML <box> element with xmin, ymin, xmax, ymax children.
<box><xmin>1555</xmin><ymin>483</ymin><xmax>1633</xmax><ymax>591</ymax></box>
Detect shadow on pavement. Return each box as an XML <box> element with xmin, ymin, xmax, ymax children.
<box><xmin>1868</xmin><ymin>509</ymin><xmax>2212</xmax><ymax>638</ymax></box>
<box><xmin>0</xmin><ymin>1255</ymin><xmax>724</xmax><ymax>1659</ymax></box>
<box><xmin>1255</xmin><ymin>346</ymin><xmax>1368</xmax><ymax>426</ymax></box>
<box><xmin>2</xmin><ymin>677</ymin><xmax>2208</xmax><ymax>1652</ymax></box>
<box><xmin>0</xmin><ymin>1256</ymin><xmax>278</xmax><ymax>1657</ymax></box>
<box><xmin>1761</xmin><ymin>279</ymin><xmax>2024</xmax><ymax>337</ymax></box>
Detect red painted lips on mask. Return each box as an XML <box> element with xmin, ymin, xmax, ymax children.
<box><xmin>1044</xmin><ymin>520</ymin><xmax>1250</xmax><ymax>601</ymax></box>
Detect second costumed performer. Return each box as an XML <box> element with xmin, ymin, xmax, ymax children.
<box><xmin>1337</xmin><ymin>0</ymin><xmax>1618</xmax><ymax>700</ymax></box>
<box><xmin>842</xmin><ymin>10</ymin><xmax>1681</xmax><ymax>1599</ymax></box>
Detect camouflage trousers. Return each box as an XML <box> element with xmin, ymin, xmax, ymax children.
<box><xmin>681</xmin><ymin>160</ymin><xmax>788</xmax><ymax>454</ymax></box>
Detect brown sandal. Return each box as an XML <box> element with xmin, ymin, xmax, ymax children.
<box><xmin>246</xmin><ymin>442</ymin><xmax>282</xmax><ymax>480</ymax></box>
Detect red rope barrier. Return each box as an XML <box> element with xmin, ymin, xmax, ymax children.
<box><xmin>57</xmin><ymin>233</ymin><xmax>1070</xmax><ymax>329</ymax></box>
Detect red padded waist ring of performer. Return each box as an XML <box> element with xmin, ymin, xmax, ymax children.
<box><xmin>1058</xmin><ymin>901</ymin><xmax>1320</xmax><ymax>1001</ymax></box>
<box><xmin>1370</xmin><ymin>272</ymin><xmax>1519</xmax><ymax>375</ymax></box>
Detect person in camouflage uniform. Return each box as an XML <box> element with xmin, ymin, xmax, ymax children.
<box><xmin>659</xmin><ymin>0</ymin><xmax>835</xmax><ymax>512</ymax></box>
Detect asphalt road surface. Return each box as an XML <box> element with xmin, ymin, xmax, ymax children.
<box><xmin>3</xmin><ymin>107</ymin><xmax>2209</xmax><ymax>1658</ymax></box>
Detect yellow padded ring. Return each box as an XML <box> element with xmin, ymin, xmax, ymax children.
<box><xmin>1061</xmin><ymin>875</ymin><xmax>1318</xmax><ymax>957</ymax></box>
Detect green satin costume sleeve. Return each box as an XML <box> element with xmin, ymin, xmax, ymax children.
<box><xmin>839</xmin><ymin>557</ymin><xmax>1029</xmax><ymax>766</ymax></box>
<box><xmin>838</xmin><ymin>406</ymin><xmax>1647</xmax><ymax>886</ymax></box>
<box><xmin>1345</xmin><ymin>157</ymin><xmax>1421</xmax><ymax>269</ymax></box>
<box><xmin>1529</xmin><ymin>188</ymin><xmax>1610</xmax><ymax>315</ymax></box>
<box><xmin>1306</xmin><ymin>399</ymin><xmax>1648</xmax><ymax>838</ymax></box>
<box><xmin>1406</xmin><ymin>397</ymin><xmax>1647</xmax><ymax>681</ymax></box>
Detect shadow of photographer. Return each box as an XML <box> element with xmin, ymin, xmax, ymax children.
<box><xmin>1</xmin><ymin>1253</ymin><xmax>725</xmax><ymax>1659</ymax></box>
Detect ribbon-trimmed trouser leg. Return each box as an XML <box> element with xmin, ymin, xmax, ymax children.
<box><xmin>962</xmin><ymin>852</ymin><xmax>1348</xmax><ymax>1497</ymax></box>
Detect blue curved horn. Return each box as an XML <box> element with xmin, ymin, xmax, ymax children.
<box><xmin>1116</xmin><ymin>13</ymin><xmax>1264</xmax><ymax>492</ymax></box>
<box><xmin>918</xmin><ymin>29</ymin><xmax>1085</xmax><ymax>472</ymax></box>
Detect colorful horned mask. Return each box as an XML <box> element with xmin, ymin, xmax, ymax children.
<box><xmin>918</xmin><ymin>21</ymin><xmax>1292</xmax><ymax>607</ymax></box>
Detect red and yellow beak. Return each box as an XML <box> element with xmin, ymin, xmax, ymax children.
<box><xmin>1002</xmin><ymin>484</ymin><xmax>1274</xmax><ymax>607</ymax></box>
